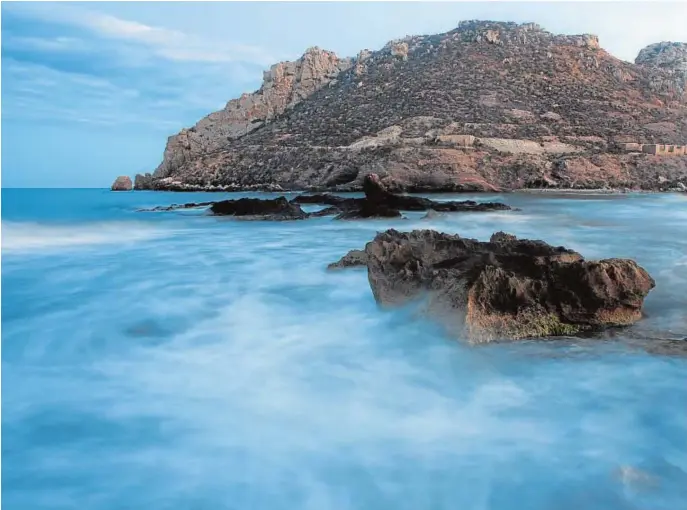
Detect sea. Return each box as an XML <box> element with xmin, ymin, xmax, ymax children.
<box><xmin>2</xmin><ymin>188</ymin><xmax>686</xmax><ymax>510</ymax></box>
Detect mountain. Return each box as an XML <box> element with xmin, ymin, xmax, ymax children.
<box><xmin>134</xmin><ymin>21</ymin><xmax>687</xmax><ymax>192</ymax></box>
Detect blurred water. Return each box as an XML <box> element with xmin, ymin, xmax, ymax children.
<box><xmin>2</xmin><ymin>188</ymin><xmax>686</xmax><ymax>510</ymax></box>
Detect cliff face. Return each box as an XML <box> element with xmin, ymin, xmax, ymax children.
<box><xmin>154</xmin><ymin>47</ymin><xmax>353</xmax><ymax>178</ymax></box>
<box><xmin>635</xmin><ymin>41</ymin><xmax>687</xmax><ymax>100</ymax></box>
<box><xmin>140</xmin><ymin>21</ymin><xmax>687</xmax><ymax>192</ymax></box>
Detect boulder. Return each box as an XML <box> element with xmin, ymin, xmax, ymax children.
<box><xmin>360</xmin><ymin>229</ymin><xmax>655</xmax><ymax>341</ymax></box>
<box><xmin>111</xmin><ymin>176</ymin><xmax>133</xmax><ymax>191</ymax></box>
<box><xmin>210</xmin><ymin>197</ymin><xmax>308</xmax><ymax>220</ymax></box>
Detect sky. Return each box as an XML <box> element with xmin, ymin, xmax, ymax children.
<box><xmin>1</xmin><ymin>1</ymin><xmax>686</xmax><ymax>188</ymax></box>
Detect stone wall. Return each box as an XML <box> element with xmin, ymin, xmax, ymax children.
<box><xmin>642</xmin><ymin>144</ymin><xmax>687</xmax><ymax>155</ymax></box>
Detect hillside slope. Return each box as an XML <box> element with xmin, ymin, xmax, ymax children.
<box><xmin>135</xmin><ymin>21</ymin><xmax>687</xmax><ymax>192</ymax></box>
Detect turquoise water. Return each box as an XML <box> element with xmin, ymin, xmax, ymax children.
<box><xmin>2</xmin><ymin>188</ymin><xmax>687</xmax><ymax>509</ymax></box>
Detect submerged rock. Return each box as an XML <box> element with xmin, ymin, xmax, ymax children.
<box><xmin>350</xmin><ymin>229</ymin><xmax>655</xmax><ymax>341</ymax></box>
<box><xmin>327</xmin><ymin>249</ymin><xmax>368</xmax><ymax>270</ymax></box>
<box><xmin>138</xmin><ymin>201</ymin><xmax>215</xmax><ymax>212</ymax></box>
<box><xmin>210</xmin><ymin>196</ymin><xmax>308</xmax><ymax>220</ymax></box>
<box><xmin>111</xmin><ymin>176</ymin><xmax>133</xmax><ymax>191</ymax></box>
<box><xmin>421</xmin><ymin>209</ymin><xmax>444</xmax><ymax>220</ymax></box>
<box><xmin>334</xmin><ymin>202</ymin><xmax>403</xmax><ymax>220</ymax></box>
<box><xmin>292</xmin><ymin>194</ymin><xmax>354</xmax><ymax>207</ymax></box>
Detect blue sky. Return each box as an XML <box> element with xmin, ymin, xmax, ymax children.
<box><xmin>2</xmin><ymin>1</ymin><xmax>686</xmax><ymax>187</ymax></box>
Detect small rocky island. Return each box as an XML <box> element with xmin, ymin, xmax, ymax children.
<box><xmin>330</xmin><ymin>229</ymin><xmax>655</xmax><ymax>341</ymax></box>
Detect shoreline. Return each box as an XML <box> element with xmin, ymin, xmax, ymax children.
<box><xmin>129</xmin><ymin>186</ymin><xmax>685</xmax><ymax>195</ymax></box>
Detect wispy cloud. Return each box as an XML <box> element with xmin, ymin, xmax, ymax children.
<box><xmin>2</xmin><ymin>35</ymin><xmax>91</xmax><ymax>54</ymax></box>
<box><xmin>3</xmin><ymin>2</ymin><xmax>280</xmax><ymax>66</ymax></box>
<box><xmin>1</xmin><ymin>3</ymin><xmax>270</xmax><ymax>131</ymax></box>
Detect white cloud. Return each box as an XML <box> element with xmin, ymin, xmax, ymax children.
<box><xmin>3</xmin><ymin>2</ymin><xmax>280</xmax><ymax>66</ymax></box>
<box><xmin>1</xmin><ymin>35</ymin><xmax>90</xmax><ymax>53</ymax></box>
<box><xmin>1</xmin><ymin>54</ymin><xmax>260</xmax><ymax>130</ymax></box>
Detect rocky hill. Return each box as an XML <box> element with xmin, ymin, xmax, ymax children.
<box><xmin>134</xmin><ymin>21</ymin><xmax>687</xmax><ymax>192</ymax></box>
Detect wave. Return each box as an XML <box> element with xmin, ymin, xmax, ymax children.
<box><xmin>1</xmin><ymin>220</ymin><xmax>168</xmax><ymax>253</ymax></box>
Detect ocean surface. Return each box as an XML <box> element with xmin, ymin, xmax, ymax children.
<box><xmin>2</xmin><ymin>188</ymin><xmax>687</xmax><ymax>510</ymax></box>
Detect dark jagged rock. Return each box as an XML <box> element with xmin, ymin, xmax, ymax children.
<box><xmin>334</xmin><ymin>202</ymin><xmax>403</xmax><ymax>220</ymax></box>
<box><xmin>308</xmin><ymin>206</ymin><xmax>345</xmax><ymax>217</ymax></box>
<box><xmin>210</xmin><ymin>197</ymin><xmax>308</xmax><ymax>220</ymax></box>
<box><xmin>354</xmin><ymin>229</ymin><xmax>655</xmax><ymax>341</ymax></box>
<box><xmin>293</xmin><ymin>173</ymin><xmax>511</xmax><ymax>219</ymax></box>
<box><xmin>138</xmin><ymin>201</ymin><xmax>215</xmax><ymax>212</ymax></box>
<box><xmin>292</xmin><ymin>194</ymin><xmax>355</xmax><ymax>207</ymax></box>
<box><xmin>134</xmin><ymin>173</ymin><xmax>154</xmax><ymax>190</ymax></box>
<box><xmin>139</xmin><ymin>173</ymin><xmax>509</xmax><ymax>220</ymax></box>
<box><xmin>361</xmin><ymin>174</ymin><xmax>512</xmax><ymax>212</ymax></box>
<box><xmin>490</xmin><ymin>231</ymin><xmax>518</xmax><ymax>243</ymax></box>
<box><xmin>327</xmin><ymin>249</ymin><xmax>368</xmax><ymax>270</ymax></box>
<box><xmin>111</xmin><ymin>176</ymin><xmax>133</xmax><ymax>191</ymax></box>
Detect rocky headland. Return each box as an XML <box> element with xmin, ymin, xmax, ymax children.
<box><xmin>117</xmin><ymin>21</ymin><xmax>687</xmax><ymax>193</ymax></box>
<box><xmin>330</xmin><ymin>229</ymin><xmax>656</xmax><ymax>342</ymax></box>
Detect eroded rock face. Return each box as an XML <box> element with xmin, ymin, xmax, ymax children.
<box><xmin>155</xmin><ymin>47</ymin><xmax>353</xmax><ymax>179</ymax></box>
<box><xmin>360</xmin><ymin>229</ymin><xmax>655</xmax><ymax>341</ymax></box>
<box><xmin>636</xmin><ymin>42</ymin><xmax>687</xmax><ymax>100</ymax></box>
<box><xmin>134</xmin><ymin>173</ymin><xmax>153</xmax><ymax>190</ymax></box>
<box><xmin>111</xmin><ymin>176</ymin><xmax>133</xmax><ymax>191</ymax></box>
<box><xmin>210</xmin><ymin>197</ymin><xmax>308</xmax><ymax>220</ymax></box>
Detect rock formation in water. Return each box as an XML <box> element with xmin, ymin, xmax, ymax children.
<box><xmin>141</xmin><ymin>172</ymin><xmax>511</xmax><ymax>219</ymax></box>
<box><xmin>111</xmin><ymin>176</ymin><xmax>133</xmax><ymax>191</ymax></box>
<box><xmin>334</xmin><ymin>229</ymin><xmax>655</xmax><ymax>341</ymax></box>
<box><xmin>327</xmin><ymin>249</ymin><xmax>368</xmax><ymax>270</ymax></box>
<box><xmin>294</xmin><ymin>173</ymin><xmax>511</xmax><ymax>219</ymax></box>
<box><xmin>210</xmin><ymin>197</ymin><xmax>308</xmax><ymax>220</ymax></box>
<box><xmin>132</xmin><ymin>21</ymin><xmax>687</xmax><ymax>193</ymax></box>
<box><xmin>134</xmin><ymin>173</ymin><xmax>154</xmax><ymax>190</ymax></box>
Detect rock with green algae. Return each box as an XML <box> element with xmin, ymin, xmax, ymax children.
<box><xmin>334</xmin><ymin>229</ymin><xmax>655</xmax><ymax>342</ymax></box>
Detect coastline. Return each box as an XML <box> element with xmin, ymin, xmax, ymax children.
<box><xmin>130</xmin><ymin>185</ymin><xmax>685</xmax><ymax>195</ymax></box>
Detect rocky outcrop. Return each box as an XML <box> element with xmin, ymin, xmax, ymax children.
<box><xmin>139</xmin><ymin>172</ymin><xmax>511</xmax><ymax>220</ymax></box>
<box><xmin>111</xmin><ymin>176</ymin><xmax>133</xmax><ymax>191</ymax></box>
<box><xmin>138</xmin><ymin>201</ymin><xmax>214</xmax><ymax>212</ymax></box>
<box><xmin>353</xmin><ymin>229</ymin><xmax>655</xmax><ymax>341</ymax></box>
<box><xmin>137</xmin><ymin>21</ymin><xmax>687</xmax><ymax>192</ymax></box>
<box><xmin>636</xmin><ymin>42</ymin><xmax>687</xmax><ymax>99</ymax></box>
<box><xmin>134</xmin><ymin>173</ymin><xmax>153</xmax><ymax>190</ymax></box>
<box><xmin>210</xmin><ymin>197</ymin><xmax>308</xmax><ymax>220</ymax></box>
<box><xmin>154</xmin><ymin>47</ymin><xmax>353</xmax><ymax>179</ymax></box>
<box><xmin>327</xmin><ymin>249</ymin><xmax>368</xmax><ymax>270</ymax></box>
<box><xmin>293</xmin><ymin>173</ymin><xmax>511</xmax><ymax>219</ymax></box>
